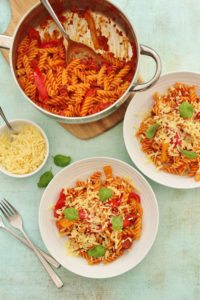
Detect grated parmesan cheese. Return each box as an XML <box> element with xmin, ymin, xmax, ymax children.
<box><xmin>0</xmin><ymin>124</ymin><xmax>46</xmax><ymax>175</ymax></box>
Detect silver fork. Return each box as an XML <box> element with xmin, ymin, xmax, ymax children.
<box><xmin>0</xmin><ymin>216</ymin><xmax>60</xmax><ymax>269</ymax></box>
<box><xmin>0</xmin><ymin>199</ymin><xmax>63</xmax><ymax>288</ymax></box>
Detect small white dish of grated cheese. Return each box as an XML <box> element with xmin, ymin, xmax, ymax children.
<box><xmin>0</xmin><ymin>119</ymin><xmax>49</xmax><ymax>178</ymax></box>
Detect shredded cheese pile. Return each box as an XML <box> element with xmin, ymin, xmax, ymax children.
<box><xmin>0</xmin><ymin>124</ymin><xmax>46</xmax><ymax>175</ymax></box>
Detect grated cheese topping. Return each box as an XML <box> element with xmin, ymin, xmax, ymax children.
<box><xmin>139</xmin><ymin>86</ymin><xmax>200</xmax><ymax>158</ymax></box>
<box><xmin>136</xmin><ymin>83</ymin><xmax>200</xmax><ymax>180</ymax></box>
<box><xmin>54</xmin><ymin>168</ymin><xmax>143</xmax><ymax>263</ymax></box>
<box><xmin>0</xmin><ymin>124</ymin><xmax>47</xmax><ymax>175</ymax></box>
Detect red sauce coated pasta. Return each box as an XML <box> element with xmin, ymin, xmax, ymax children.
<box><xmin>137</xmin><ymin>83</ymin><xmax>200</xmax><ymax>181</ymax></box>
<box><xmin>53</xmin><ymin>166</ymin><xmax>143</xmax><ymax>264</ymax></box>
<box><xmin>15</xmin><ymin>10</ymin><xmax>136</xmax><ymax>117</ymax></box>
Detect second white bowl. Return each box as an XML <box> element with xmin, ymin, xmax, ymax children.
<box><xmin>39</xmin><ymin>157</ymin><xmax>159</xmax><ymax>279</ymax></box>
<box><xmin>123</xmin><ymin>72</ymin><xmax>200</xmax><ymax>189</ymax></box>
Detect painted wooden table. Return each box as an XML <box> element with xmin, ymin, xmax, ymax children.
<box><xmin>0</xmin><ymin>1</ymin><xmax>200</xmax><ymax>299</ymax></box>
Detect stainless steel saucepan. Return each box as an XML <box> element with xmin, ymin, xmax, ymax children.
<box><xmin>0</xmin><ymin>0</ymin><xmax>161</xmax><ymax>124</ymax></box>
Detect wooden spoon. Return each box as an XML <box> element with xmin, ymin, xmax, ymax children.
<box><xmin>40</xmin><ymin>0</ymin><xmax>102</xmax><ymax>64</ymax></box>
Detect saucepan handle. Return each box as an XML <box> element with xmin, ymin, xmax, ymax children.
<box><xmin>130</xmin><ymin>44</ymin><xmax>162</xmax><ymax>92</ymax></box>
<box><xmin>0</xmin><ymin>35</ymin><xmax>12</xmax><ymax>50</ymax></box>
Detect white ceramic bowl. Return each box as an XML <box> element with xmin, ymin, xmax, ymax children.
<box><xmin>39</xmin><ymin>157</ymin><xmax>159</xmax><ymax>279</ymax></box>
<box><xmin>123</xmin><ymin>71</ymin><xmax>200</xmax><ymax>189</ymax></box>
<box><xmin>0</xmin><ymin>119</ymin><xmax>49</xmax><ymax>178</ymax></box>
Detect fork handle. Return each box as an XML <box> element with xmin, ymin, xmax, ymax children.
<box><xmin>20</xmin><ymin>228</ymin><xmax>63</xmax><ymax>288</ymax></box>
<box><xmin>3</xmin><ymin>226</ymin><xmax>60</xmax><ymax>269</ymax></box>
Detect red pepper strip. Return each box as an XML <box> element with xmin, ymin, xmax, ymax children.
<box><xmin>128</xmin><ymin>191</ymin><xmax>141</xmax><ymax>203</ymax></box>
<box><xmin>32</xmin><ymin>61</ymin><xmax>48</xmax><ymax>101</ymax></box>
<box><xmin>122</xmin><ymin>239</ymin><xmax>132</xmax><ymax>249</ymax></box>
<box><xmin>54</xmin><ymin>189</ymin><xmax>66</xmax><ymax>217</ymax></box>
<box><xmin>109</xmin><ymin>197</ymin><xmax>121</xmax><ymax>207</ymax></box>
<box><xmin>170</xmin><ymin>133</ymin><xmax>181</xmax><ymax>149</ymax></box>
<box><xmin>123</xmin><ymin>213</ymin><xmax>136</xmax><ymax>228</ymax></box>
<box><xmin>40</xmin><ymin>40</ymin><xmax>60</xmax><ymax>48</ymax></box>
<box><xmin>28</xmin><ymin>27</ymin><xmax>41</xmax><ymax>44</ymax></box>
<box><xmin>78</xmin><ymin>209</ymin><xmax>89</xmax><ymax>220</ymax></box>
<box><xmin>123</xmin><ymin>218</ymin><xmax>131</xmax><ymax>228</ymax></box>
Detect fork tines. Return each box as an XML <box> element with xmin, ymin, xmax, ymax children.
<box><xmin>0</xmin><ymin>199</ymin><xmax>18</xmax><ymax>218</ymax></box>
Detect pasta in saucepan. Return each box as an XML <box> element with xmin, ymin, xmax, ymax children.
<box><xmin>15</xmin><ymin>10</ymin><xmax>135</xmax><ymax>117</ymax></box>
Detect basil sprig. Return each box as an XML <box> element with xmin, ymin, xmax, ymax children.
<box><xmin>179</xmin><ymin>102</ymin><xmax>194</xmax><ymax>118</ymax></box>
<box><xmin>99</xmin><ymin>187</ymin><xmax>113</xmax><ymax>202</ymax></box>
<box><xmin>88</xmin><ymin>245</ymin><xmax>106</xmax><ymax>258</ymax></box>
<box><xmin>37</xmin><ymin>170</ymin><xmax>54</xmax><ymax>188</ymax></box>
<box><xmin>64</xmin><ymin>207</ymin><xmax>78</xmax><ymax>220</ymax></box>
<box><xmin>179</xmin><ymin>148</ymin><xmax>197</xmax><ymax>159</ymax></box>
<box><xmin>146</xmin><ymin>123</ymin><xmax>160</xmax><ymax>139</ymax></box>
<box><xmin>111</xmin><ymin>216</ymin><xmax>123</xmax><ymax>231</ymax></box>
<box><xmin>53</xmin><ymin>154</ymin><xmax>71</xmax><ymax>167</ymax></box>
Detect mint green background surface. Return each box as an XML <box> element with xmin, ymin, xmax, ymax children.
<box><xmin>0</xmin><ymin>1</ymin><xmax>200</xmax><ymax>299</ymax></box>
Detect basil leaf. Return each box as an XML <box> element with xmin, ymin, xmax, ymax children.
<box><xmin>64</xmin><ymin>207</ymin><xmax>78</xmax><ymax>220</ymax></box>
<box><xmin>37</xmin><ymin>170</ymin><xmax>54</xmax><ymax>188</ymax></box>
<box><xmin>111</xmin><ymin>216</ymin><xmax>123</xmax><ymax>231</ymax></box>
<box><xmin>146</xmin><ymin>123</ymin><xmax>160</xmax><ymax>139</ymax></box>
<box><xmin>99</xmin><ymin>187</ymin><xmax>113</xmax><ymax>202</ymax></box>
<box><xmin>179</xmin><ymin>148</ymin><xmax>197</xmax><ymax>159</ymax></box>
<box><xmin>53</xmin><ymin>155</ymin><xmax>71</xmax><ymax>167</ymax></box>
<box><xmin>88</xmin><ymin>245</ymin><xmax>106</xmax><ymax>258</ymax></box>
<box><xmin>179</xmin><ymin>102</ymin><xmax>194</xmax><ymax>118</ymax></box>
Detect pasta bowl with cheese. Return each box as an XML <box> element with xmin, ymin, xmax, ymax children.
<box><xmin>0</xmin><ymin>119</ymin><xmax>49</xmax><ymax>178</ymax></box>
<box><xmin>123</xmin><ymin>72</ymin><xmax>200</xmax><ymax>189</ymax></box>
<box><xmin>39</xmin><ymin>157</ymin><xmax>159</xmax><ymax>278</ymax></box>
